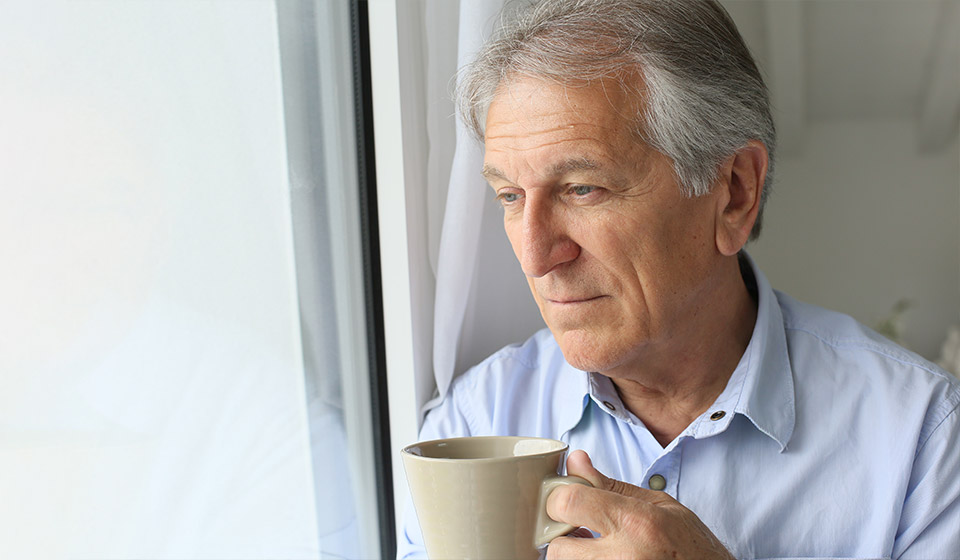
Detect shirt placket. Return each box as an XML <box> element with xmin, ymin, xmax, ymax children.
<box><xmin>642</xmin><ymin>445</ymin><xmax>682</xmax><ymax>498</ymax></box>
<box><xmin>641</xmin><ymin>406</ymin><xmax>734</xmax><ymax>500</ymax></box>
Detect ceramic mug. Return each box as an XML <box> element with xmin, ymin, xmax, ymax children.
<box><xmin>401</xmin><ymin>436</ymin><xmax>590</xmax><ymax>560</ymax></box>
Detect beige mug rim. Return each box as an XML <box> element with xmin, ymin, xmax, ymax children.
<box><xmin>401</xmin><ymin>435</ymin><xmax>569</xmax><ymax>464</ymax></box>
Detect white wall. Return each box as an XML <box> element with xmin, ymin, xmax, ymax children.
<box><xmin>750</xmin><ymin>119</ymin><xmax>959</xmax><ymax>360</ymax></box>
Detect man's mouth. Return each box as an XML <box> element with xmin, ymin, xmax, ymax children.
<box><xmin>545</xmin><ymin>295</ymin><xmax>605</xmax><ymax>304</ymax></box>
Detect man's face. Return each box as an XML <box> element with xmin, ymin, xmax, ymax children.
<box><xmin>483</xmin><ymin>76</ymin><xmax>725</xmax><ymax>374</ymax></box>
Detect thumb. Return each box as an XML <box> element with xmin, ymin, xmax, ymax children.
<box><xmin>565</xmin><ymin>449</ymin><xmax>605</xmax><ymax>488</ymax></box>
<box><xmin>567</xmin><ymin>450</ymin><xmax>667</xmax><ymax>503</ymax></box>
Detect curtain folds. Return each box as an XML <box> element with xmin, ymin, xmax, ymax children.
<box><xmin>421</xmin><ymin>0</ymin><xmax>545</xmax><ymax>420</ymax></box>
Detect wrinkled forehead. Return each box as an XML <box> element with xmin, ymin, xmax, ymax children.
<box><xmin>482</xmin><ymin>75</ymin><xmax>661</xmax><ymax>186</ymax></box>
<box><xmin>481</xmin><ymin>72</ymin><xmax>646</xmax><ymax>139</ymax></box>
<box><xmin>484</xmin><ymin>75</ymin><xmax>646</xmax><ymax>154</ymax></box>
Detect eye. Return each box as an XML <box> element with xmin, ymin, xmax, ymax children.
<box><xmin>570</xmin><ymin>184</ymin><xmax>597</xmax><ymax>196</ymax></box>
<box><xmin>496</xmin><ymin>190</ymin><xmax>523</xmax><ymax>206</ymax></box>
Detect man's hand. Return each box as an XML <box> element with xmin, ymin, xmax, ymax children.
<box><xmin>546</xmin><ymin>450</ymin><xmax>734</xmax><ymax>560</ymax></box>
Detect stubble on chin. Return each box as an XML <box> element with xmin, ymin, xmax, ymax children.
<box><xmin>552</xmin><ymin>327</ymin><xmax>623</xmax><ymax>373</ymax></box>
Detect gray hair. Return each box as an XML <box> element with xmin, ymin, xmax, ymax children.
<box><xmin>457</xmin><ymin>0</ymin><xmax>776</xmax><ymax>239</ymax></box>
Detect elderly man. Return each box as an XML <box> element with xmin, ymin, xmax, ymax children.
<box><xmin>399</xmin><ymin>1</ymin><xmax>960</xmax><ymax>558</ymax></box>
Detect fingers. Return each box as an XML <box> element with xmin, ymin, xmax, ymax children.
<box><xmin>565</xmin><ymin>450</ymin><xmax>605</xmax><ymax>488</ymax></box>
<box><xmin>546</xmin><ymin>477</ymin><xmax>639</xmax><ymax>534</ymax></box>
<box><xmin>566</xmin><ymin>450</ymin><xmax>674</xmax><ymax>505</ymax></box>
<box><xmin>548</xmin><ymin>451</ymin><xmax>733</xmax><ymax>560</ymax></box>
<box><xmin>568</xmin><ymin>527</ymin><xmax>595</xmax><ymax>539</ymax></box>
<box><xmin>546</xmin><ymin>533</ymin><xmax>597</xmax><ymax>560</ymax></box>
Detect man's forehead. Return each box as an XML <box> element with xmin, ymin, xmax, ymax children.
<box><xmin>480</xmin><ymin>153</ymin><xmax>638</xmax><ymax>188</ymax></box>
<box><xmin>486</xmin><ymin>73</ymin><xmax>643</xmax><ymax>121</ymax></box>
<box><xmin>482</xmin><ymin>156</ymin><xmax>600</xmax><ymax>181</ymax></box>
<box><xmin>484</xmin><ymin>79</ymin><xmax>643</xmax><ymax>147</ymax></box>
<box><xmin>481</xmin><ymin>75</ymin><xmax>655</xmax><ymax>186</ymax></box>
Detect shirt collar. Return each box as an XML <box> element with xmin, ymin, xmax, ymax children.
<box><xmin>704</xmin><ymin>252</ymin><xmax>796</xmax><ymax>451</ymax></box>
<box><xmin>555</xmin><ymin>252</ymin><xmax>796</xmax><ymax>452</ymax></box>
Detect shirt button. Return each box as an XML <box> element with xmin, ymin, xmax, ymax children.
<box><xmin>602</xmin><ymin>401</ymin><xmax>616</xmax><ymax>411</ymax></box>
<box><xmin>710</xmin><ymin>410</ymin><xmax>726</xmax><ymax>421</ymax></box>
<box><xmin>648</xmin><ymin>474</ymin><xmax>666</xmax><ymax>491</ymax></box>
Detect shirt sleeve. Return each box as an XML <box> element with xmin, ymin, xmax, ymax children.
<box><xmin>893</xmin><ymin>393</ymin><xmax>960</xmax><ymax>559</ymax></box>
<box><xmin>396</xmin><ymin>375</ymin><xmax>479</xmax><ymax>560</ymax></box>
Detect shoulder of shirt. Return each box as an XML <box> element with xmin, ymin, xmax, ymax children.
<box><xmin>422</xmin><ymin>329</ymin><xmax>585</xmax><ymax>439</ymax></box>
<box><xmin>775</xmin><ymin>289</ymin><xmax>960</xmax><ymax>433</ymax></box>
<box><xmin>776</xmin><ymin>289</ymin><xmax>953</xmax><ymax>381</ymax></box>
<box><xmin>440</xmin><ymin>328</ymin><xmax>580</xmax><ymax>428</ymax></box>
<box><xmin>449</xmin><ymin>328</ymin><xmax>563</xmax><ymax>390</ymax></box>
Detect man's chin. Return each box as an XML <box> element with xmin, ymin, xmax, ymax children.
<box><xmin>553</xmin><ymin>328</ymin><xmax>630</xmax><ymax>374</ymax></box>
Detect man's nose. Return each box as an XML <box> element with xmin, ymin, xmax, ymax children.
<box><xmin>517</xmin><ymin>198</ymin><xmax>580</xmax><ymax>278</ymax></box>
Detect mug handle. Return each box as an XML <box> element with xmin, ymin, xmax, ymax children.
<box><xmin>534</xmin><ymin>475</ymin><xmax>592</xmax><ymax>547</ymax></box>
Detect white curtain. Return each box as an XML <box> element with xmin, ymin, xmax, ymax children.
<box><xmin>405</xmin><ymin>0</ymin><xmax>545</xmax><ymax>419</ymax></box>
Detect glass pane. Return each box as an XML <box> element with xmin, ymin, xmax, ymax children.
<box><xmin>0</xmin><ymin>0</ymin><xmax>383</xmax><ymax>558</ymax></box>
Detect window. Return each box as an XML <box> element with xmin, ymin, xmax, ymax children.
<box><xmin>0</xmin><ymin>1</ymin><xmax>391</xmax><ymax>557</ymax></box>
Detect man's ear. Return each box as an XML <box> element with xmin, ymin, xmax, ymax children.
<box><xmin>715</xmin><ymin>140</ymin><xmax>768</xmax><ymax>256</ymax></box>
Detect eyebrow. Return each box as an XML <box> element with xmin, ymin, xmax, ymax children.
<box><xmin>551</xmin><ymin>156</ymin><xmax>601</xmax><ymax>175</ymax></box>
<box><xmin>481</xmin><ymin>164</ymin><xmax>509</xmax><ymax>182</ymax></box>
<box><xmin>481</xmin><ymin>157</ymin><xmax>603</xmax><ymax>183</ymax></box>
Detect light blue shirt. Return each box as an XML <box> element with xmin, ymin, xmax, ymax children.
<box><xmin>399</xmin><ymin>259</ymin><xmax>960</xmax><ymax>559</ymax></box>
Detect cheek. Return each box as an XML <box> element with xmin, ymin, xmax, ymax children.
<box><xmin>583</xmin><ymin>210</ymin><xmax>652</xmax><ymax>271</ymax></box>
<box><xmin>608</xmin><ymin>196</ymin><xmax>714</xmax><ymax>261</ymax></box>
<box><xmin>581</xmin><ymin>210</ymin><xmax>687</xmax><ymax>312</ymax></box>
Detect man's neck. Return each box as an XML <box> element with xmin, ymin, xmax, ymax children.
<box><xmin>605</xmin><ymin>256</ymin><xmax>758</xmax><ymax>447</ymax></box>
